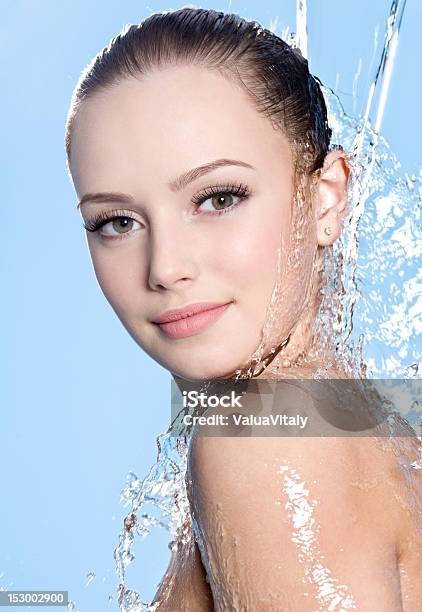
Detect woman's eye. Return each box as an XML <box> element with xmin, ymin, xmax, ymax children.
<box><xmin>197</xmin><ymin>193</ymin><xmax>238</xmax><ymax>213</ymax></box>
<box><xmin>100</xmin><ymin>217</ymin><xmax>141</xmax><ymax>237</ymax></box>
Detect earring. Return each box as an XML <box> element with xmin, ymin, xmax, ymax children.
<box><xmin>324</xmin><ymin>226</ymin><xmax>332</xmax><ymax>236</ymax></box>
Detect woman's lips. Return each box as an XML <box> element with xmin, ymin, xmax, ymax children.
<box><xmin>154</xmin><ymin>302</ymin><xmax>232</xmax><ymax>339</ymax></box>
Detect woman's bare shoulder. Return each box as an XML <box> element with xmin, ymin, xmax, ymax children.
<box><xmin>188</xmin><ymin>429</ymin><xmax>417</xmax><ymax>532</ymax></box>
<box><xmin>187</xmin><ymin>432</ymin><xmax>418</xmax><ymax>610</ymax></box>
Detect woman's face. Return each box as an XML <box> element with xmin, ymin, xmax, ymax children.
<box><xmin>69</xmin><ymin>65</ymin><xmax>317</xmax><ymax>380</ymax></box>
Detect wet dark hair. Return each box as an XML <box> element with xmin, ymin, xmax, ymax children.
<box><xmin>65</xmin><ymin>6</ymin><xmax>332</xmax><ymax>173</ymax></box>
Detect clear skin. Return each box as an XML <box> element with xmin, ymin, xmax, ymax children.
<box><xmin>69</xmin><ymin>65</ymin><xmax>348</xmax><ymax>382</ymax></box>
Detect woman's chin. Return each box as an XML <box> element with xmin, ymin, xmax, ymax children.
<box><xmin>164</xmin><ymin>350</ymin><xmax>254</xmax><ymax>382</ymax></box>
<box><xmin>169</xmin><ymin>362</ymin><xmax>240</xmax><ymax>382</ymax></box>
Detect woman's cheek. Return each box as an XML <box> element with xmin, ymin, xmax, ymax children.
<box><xmin>212</xmin><ymin>206</ymin><xmax>284</xmax><ymax>287</ymax></box>
<box><xmin>88</xmin><ymin>243</ymin><xmax>140</xmax><ymax>317</ymax></box>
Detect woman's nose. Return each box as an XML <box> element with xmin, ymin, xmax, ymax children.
<box><xmin>147</xmin><ymin>222</ymin><xmax>199</xmax><ymax>291</ymax></box>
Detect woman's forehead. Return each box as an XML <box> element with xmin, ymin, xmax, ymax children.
<box><xmin>70</xmin><ymin>67</ymin><xmax>293</xmax><ymax>190</ymax></box>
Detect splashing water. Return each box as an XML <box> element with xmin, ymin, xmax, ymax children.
<box><xmin>113</xmin><ymin>1</ymin><xmax>420</xmax><ymax>609</ymax></box>
<box><xmin>320</xmin><ymin>82</ymin><xmax>421</xmax><ymax>378</ymax></box>
<box><xmin>115</xmin><ymin>433</ymin><xmax>193</xmax><ymax>610</ymax></box>
<box><xmin>327</xmin><ymin>0</ymin><xmax>419</xmax><ymax>378</ymax></box>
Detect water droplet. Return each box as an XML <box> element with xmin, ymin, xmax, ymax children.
<box><xmin>404</xmin><ymin>363</ymin><xmax>419</xmax><ymax>378</ymax></box>
<box><xmin>126</xmin><ymin>471</ymin><xmax>139</xmax><ymax>485</ymax></box>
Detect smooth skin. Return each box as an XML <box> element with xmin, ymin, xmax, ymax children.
<box><xmin>68</xmin><ymin>64</ymin><xmax>422</xmax><ymax>610</ymax></box>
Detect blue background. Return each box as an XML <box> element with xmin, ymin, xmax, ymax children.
<box><xmin>1</xmin><ymin>0</ymin><xmax>420</xmax><ymax>610</ymax></box>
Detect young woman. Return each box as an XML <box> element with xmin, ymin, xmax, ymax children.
<box><xmin>65</xmin><ymin>7</ymin><xmax>422</xmax><ymax>610</ymax></box>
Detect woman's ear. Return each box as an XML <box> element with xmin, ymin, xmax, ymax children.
<box><xmin>315</xmin><ymin>150</ymin><xmax>350</xmax><ymax>246</ymax></box>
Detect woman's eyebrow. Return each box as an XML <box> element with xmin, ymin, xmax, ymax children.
<box><xmin>77</xmin><ymin>159</ymin><xmax>255</xmax><ymax>208</ymax></box>
<box><xmin>77</xmin><ymin>192</ymin><xmax>133</xmax><ymax>210</ymax></box>
<box><xmin>168</xmin><ymin>158</ymin><xmax>256</xmax><ymax>192</ymax></box>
